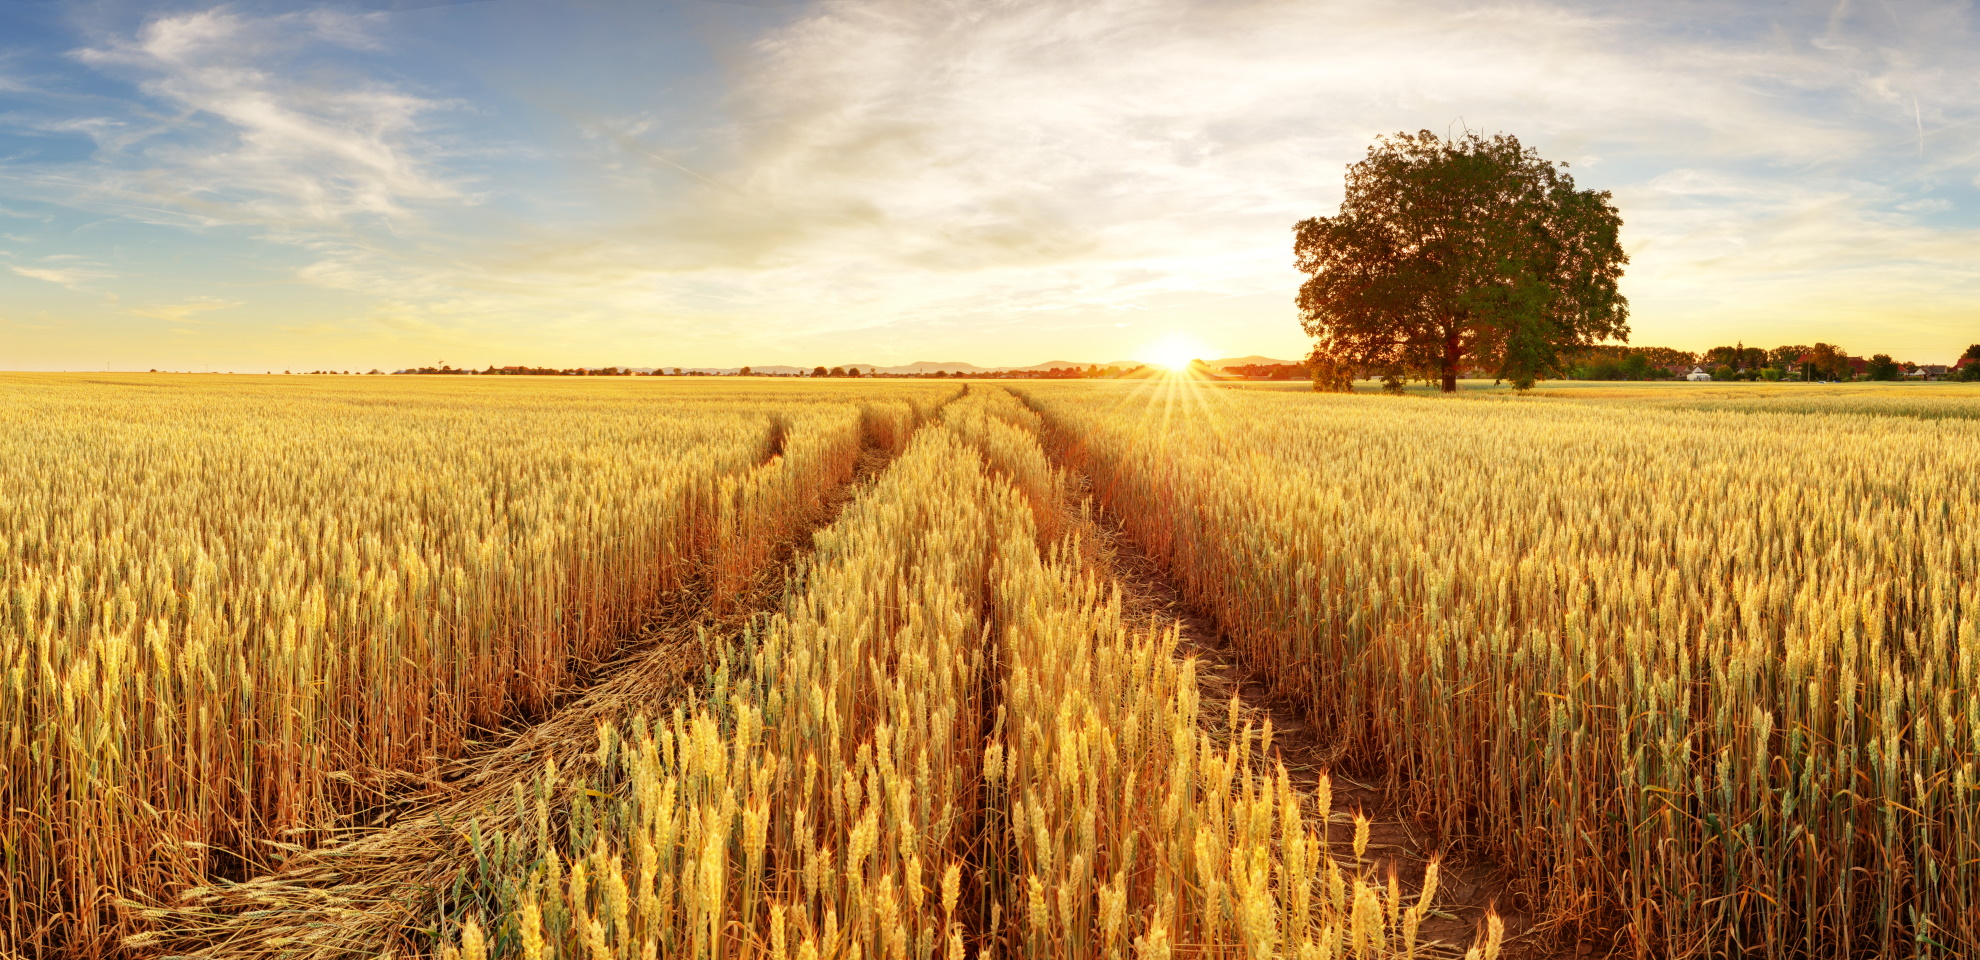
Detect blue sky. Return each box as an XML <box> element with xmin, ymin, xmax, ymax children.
<box><xmin>1</xmin><ymin>0</ymin><xmax>1976</xmax><ymax>370</ymax></box>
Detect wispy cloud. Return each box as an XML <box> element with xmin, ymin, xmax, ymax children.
<box><xmin>127</xmin><ymin>295</ymin><xmax>243</xmax><ymax>323</ymax></box>
<box><xmin>8</xmin><ymin>262</ymin><xmax>108</xmax><ymax>290</ymax></box>
<box><xmin>4</xmin><ymin>0</ymin><xmax>1977</xmax><ymax>367</ymax></box>
<box><xmin>70</xmin><ymin>8</ymin><xmax>460</xmax><ymax>228</ymax></box>
<box><xmin>682</xmin><ymin>0</ymin><xmax>1978</xmax><ymax>356</ymax></box>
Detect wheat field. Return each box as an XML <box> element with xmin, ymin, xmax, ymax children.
<box><xmin>0</xmin><ymin>374</ymin><xmax>938</xmax><ymax>955</ymax></box>
<box><xmin>429</xmin><ymin>388</ymin><xmax>1434</xmax><ymax>960</ymax></box>
<box><xmin>1023</xmin><ymin>376</ymin><xmax>1980</xmax><ymax>958</ymax></box>
<box><xmin>5</xmin><ymin>372</ymin><xmax>1970</xmax><ymax>959</ymax></box>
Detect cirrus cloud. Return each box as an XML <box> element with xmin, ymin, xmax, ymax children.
<box><xmin>490</xmin><ymin>0</ymin><xmax>1980</xmax><ymax>360</ymax></box>
<box><xmin>2</xmin><ymin>0</ymin><xmax>1977</xmax><ymax>369</ymax></box>
<box><xmin>70</xmin><ymin>7</ymin><xmax>460</xmax><ymax>228</ymax></box>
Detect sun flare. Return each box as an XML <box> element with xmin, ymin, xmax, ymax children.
<box><xmin>1141</xmin><ymin>335</ymin><xmax>1210</xmax><ymax>371</ymax></box>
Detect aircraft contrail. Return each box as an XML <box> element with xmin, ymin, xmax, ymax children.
<box><xmin>1914</xmin><ymin>96</ymin><xmax>1924</xmax><ymax>157</ymax></box>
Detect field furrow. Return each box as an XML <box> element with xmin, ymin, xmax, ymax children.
<box><xmin>437</xmin><ymin>387</ymin><xmax>1458</xmax><ymax>960</ymax></box>
<box><xmin>18</xmin><ymin>372</ymin><xmax>1962</xmax><ymax>960</ymax></box>
<box><xmin>1017</xmin><ymin>379</ymin><xmax>1980</xmax><ymax>959</ymax></box>
<box><xmin>122</xmin><ymin>389</ymin><xmax>948</xmax><ymax>960</ymax></box>
<box><xmin>0</xmin><ymin>376</ymin><xmax>952</xmax><ymax>958</ymax></box>
<box><xmin>1002</xmin><ymin>388</ymin><xmax>1510</xmax><ymax>958</ymax></box>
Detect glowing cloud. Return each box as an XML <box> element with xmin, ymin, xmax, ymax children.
<box><xmin>0</xmin><ymin>0</ymin><xmax>1974</xmax><ymax>370</ymax></box>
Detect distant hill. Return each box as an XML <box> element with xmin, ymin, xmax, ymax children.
<box><xmin>1014</xmin><ymin>360</ymin><xmax>1081</xmax><ymax>371</ymax></box>
<box><xmin>1206</xmin><ymin>355</ymin><xmax>1301</xmax><ymax>370</ymax></box>
<box><xmin>637</xmin><ymin>365</ymin><xmax>808</xmax><ymax>375</ymax></box>
<box><xmin>874</xmin><ymin>361</ymin><xmax>987</xmax><ymax>374</ymax></box>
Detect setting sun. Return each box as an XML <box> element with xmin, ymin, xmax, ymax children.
<box><xmin>1141</xmin><ymin>335</ymin><xmax>1211</xmax><ymax>371</ymax></box>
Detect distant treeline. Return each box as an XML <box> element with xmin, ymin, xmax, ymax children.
<box><xmin>1564</xmin><ymin>342</ymin><xmax>1980</xmax><ymax>382</ymax></box>
<box><xmin>391</xmin><ymin>364</ymin><xmax>1151</xmax><ymax>379</ymax></box>
<box><xmin>402</xmin><ymin>365</ymin><xmax>644</xmax><ymax>376</ymax></box>
<box><xmin>1222</xmin><ymin>363</ymin><xmax>1307</xmax><ymax>380</ymax></box>
<box><xmin>801</xmin><ymin>365</ymin><xmax>1135</xmax><ymax>379</ymax></box>
<box><xmin>1238</xmin><ymin>345</ymin><xmax>1980</xmax><ymax>386</ymax></box>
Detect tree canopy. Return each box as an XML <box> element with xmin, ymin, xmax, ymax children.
<box><xmin>1294</xmin><ymin>131</ymin><xmax>1629</xmax><ymax>391</ymax></box>
<box><xmin>1803</xmin><ymin>343</ymin><xmax>1846</xmax><ymax>381</ymax></box>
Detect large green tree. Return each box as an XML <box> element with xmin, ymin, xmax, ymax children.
<box><xmin>1294</xmin><ymin>131</ymin><xmax>1630</xmax><ymax>392</ymax></box>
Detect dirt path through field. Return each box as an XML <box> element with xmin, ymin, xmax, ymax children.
<box><xmin>1012</xmin><ymin>389</ymin><xmax>1575</xmax><ymax>960</ymax></box>
<box><xmin>127</xmin><ymin>420</ymin><xmax>917</xmax><ymax>960</ymax></box>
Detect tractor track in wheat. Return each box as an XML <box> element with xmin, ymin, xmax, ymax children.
<box><xmin>125</xmin><ymin>425</ymin><xmax>912</xmax><ymax>960</ymax></box>
<box><xmin>1015</xmin><ymin>394</ymin><xmax>1591</xmax><ymax>960</ymax></box>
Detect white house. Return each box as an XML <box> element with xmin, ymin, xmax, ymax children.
<box><xmin>1685</xmin><ymin>366</ymin><xmax>1713</xmax><ymax>382</ymax></box>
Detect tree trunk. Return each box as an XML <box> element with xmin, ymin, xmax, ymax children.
<box><xmin>1440</xmin><ymin>327</ymin><xmax>1462</xmax><ymax>393</ymax></box>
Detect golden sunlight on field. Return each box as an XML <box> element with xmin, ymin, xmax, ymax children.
<box><xmin>1029</xmin><ymin>376</ymin><xmax>1980</xmax><ymax>958</ymax></box>
<box><xmin>2</xmin><ymin>374</ymin><xmax>1976</xmax><ymax>960</ymax></box>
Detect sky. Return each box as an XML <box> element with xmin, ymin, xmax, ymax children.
<box><xmin>0</xmin><ymin>0</ymin><xmax>1976</xmax><ymax>371</ymax></box>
